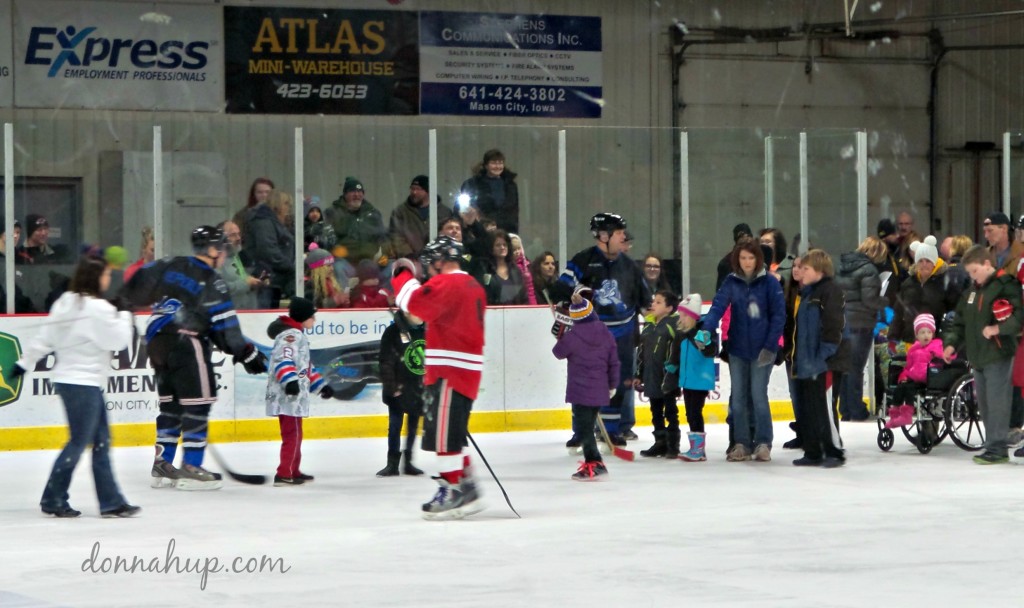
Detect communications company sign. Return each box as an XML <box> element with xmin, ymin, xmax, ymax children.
<box><xmin>224</xmin><ymin>7</ymin><xmax>419</xmax><ymax>115</ymax></box>
<box><xmin>13</xmin><ymin>0</ymin><xmax>222</xmax><ymax>111</ymax></box>
<box><xmin>419</xmin><ymin>11</ymin><xmax>602</xmax><ymax>118</ymax></box>
<box><xmin>0</xmin><ymin>0</ymin><xmax>12</xmax><ymax>107</ymax></box>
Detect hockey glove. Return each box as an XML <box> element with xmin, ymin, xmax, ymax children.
<box><xmin>284</xmin><ymin>380</ymin><xmax>300</xmax><ymax>396</ymax></box>
<box><xmin>235</xmin><ymin>344</ymin><xmax>269</xmax><ymax>375</ymax></box>
<box><xmin>392</xmin><ymin>257</ymin><xmax>417</xmax><ymax>280</ymax></box>
<box><xmin>320</xmin><ymin>385</ymin><xmax>335</xmax><ymax>400</ymax></box>
<box><xmin>993</xmin><ymin>298</ymin><xmax>1013</xmax><ymax>322</ymax></box>
<box><xmin>756</xmin><ymin>348</ymin><xmax>775</xmax><ymax>367</ymax></box>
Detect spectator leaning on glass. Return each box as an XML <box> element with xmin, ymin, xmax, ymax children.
<box><xmin>701</xmin><ymin>237</ymin><xmax>786</xmax><ymax>463</ymax></box>
<box><xmin>389</xmin><ymin>175</ymin><xmax>453</xmax><ymax>260</ymax></box>
<box><xmin>459</xmin><ymin>149</ymin><xmax>520</xmax><ymax>234</ymax></box>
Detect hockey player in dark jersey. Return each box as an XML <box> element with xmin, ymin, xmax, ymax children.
<box><xmin>392</xmin><ymin>236</ymin><xmax>487</xmax><ymax>520</ymax></box>
<box><xmin>120</xmin><ymin>226</ymin><xmax>268</xmax><ymax>490</ymax></box>
<box><xmin>551</xmin><ymin>213</ymin><xmax>651</xmax><ymax>447</ymax></box>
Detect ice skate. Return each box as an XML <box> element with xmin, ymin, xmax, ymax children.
<box><xmin>151</xmin><ymin>446</ymin><xmax>181</xmax><ymax>489</ymax></box>
<box><xmin>175</xmin><ymin>463</ymin><xmax>223</xmax><ymax>491</ymax></box>
<box><xmin>101</xmin><ymin>504</ymin><xmax>142</xmax><ymax>518</ymax></box>
<box><xmin>571</xmin><ymin>460</ymin><xmax>608</xmax><ymax>481</ymax></box>
<box><xmin>274</xmin><ymin>475</ymin><xmax>305</xmax><ymax>486</ymax></box>
<box><xmin>422</xmin><ymin>477</ymin><xmax>485</xmax><ymax>521</ymax></box>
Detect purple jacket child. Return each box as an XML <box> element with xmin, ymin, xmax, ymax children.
<box><xmin>552</xmin><ymin>300</ymin><xmax>621</xmax><ymax>406</ymax></box>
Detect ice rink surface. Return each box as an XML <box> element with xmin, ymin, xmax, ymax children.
<box><xmin>1</xmin><ymin>421</ymin><xmax>1022</xmax><ymax>608</ymax></box>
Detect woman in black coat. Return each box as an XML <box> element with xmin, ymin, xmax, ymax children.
<box><xmin>459</xmin><ymin>149</ymin><xmax>520</xmax><ymax>234</ymax></box>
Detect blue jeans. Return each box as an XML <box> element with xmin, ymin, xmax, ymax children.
<box><xmin>729</xmin><ymin>357</ymin><xmax>774</xmax><ymax>448</ymax></box>
<box><xmin>41</xmin><ymin>384</ymin><xmax>127</xmax><ymax>512</ymax></box>
<box><xmin>839</xmin><ymin>327</ymin><xmax>873</xmax><ymax>420</ymax></box>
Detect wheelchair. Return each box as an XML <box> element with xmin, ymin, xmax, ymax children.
<box><xmin>875</xmin><ymin>356</ymin><xmax>985</xmax><ymax>454</ymax></box>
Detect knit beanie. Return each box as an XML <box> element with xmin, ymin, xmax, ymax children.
<box><xmin>569</xmin><ymin>298</ymin><xmax>593</xmax><ymax>321</ymax></box>
<box><xmin>289</xmin><ymin>297</ymin><xmax>317</xmax><ymax>323</ymax></box>
<box><xmin>303</xmin><ymin>195</ymin><xmax>321</xmax><ymax>218</ymax></box>
<box><xmin>733</xmin><ymin>223</ymin><xmax>752</xmax><ymax>243</ymax></box>
<box><xmin>909</xmin><ymin>235</ymin><xmax>938</xmax><ymax>265</ymax></box>
<box><xmin>343</xmin><ymin>177</ymin><xmax>364</xmax><ymax>194</ymax></box>
<box><xmin>356</xmin><ymin>259</ymin><xmax>380</xmax><ymax>283</ymax></box>
<box><xmin>913</xmin><ymin>313</ymin><xmax>936</xmax><ymax>334</ymax></box>
<box><xmin>410</xmin><ymin>175</ymin><xmax>429</xmax><ymax>191</ymax></box>
<box><xmin>25</xmin><ymin>214</ymin><xmax>48</xmax><ymax>238</ymax></box>
<box><xmin>306</xmin><ymin>243</ymin><xmax>334</xmax><ymax>270</ymax></box>
<box><xmin>679</xmin><ymin>293</ymin><xmax>703</xmax><ymax>320</ymax></box>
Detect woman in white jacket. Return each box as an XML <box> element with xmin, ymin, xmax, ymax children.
<box><xmin>12</xmin><ymin>254</ymin><xmax>139</xmax><ymax>518</ymax></box>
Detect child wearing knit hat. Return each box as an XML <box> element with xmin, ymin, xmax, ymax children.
<box><xmin>666</xmin><ymin>294</ymin><xmax>718</xmax><ymax>461</ymax></box>
<box><xmin>552</xmin><ymin>291</ymin><xmax>620</xmax><ymax>481</ymax></box>
<box><xmin>887</xmin><ymin>313</ymin><xmax>947</xmax><ymax>428</ymax></box>
<box><xmin>305</xmin><ymin>244</ymin><xmax>349</xmax><ymax>308</ymax></box>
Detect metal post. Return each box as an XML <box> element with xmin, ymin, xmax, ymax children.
<box><xmin>558</xmin><ymin>130</ymin><xmax>567</xmax><ymax>274</ymax></box>
<box><xmin>4</xmin><ymin>123</ymin><xmax>14</xmax><ymax>315</ymax></box>
<box><xmin>153</xmin><ymin>126</ymin><xmax>163</xmax><ymax>260</ymax></box>
<box><xmin>857</xmin><ymin>130</ymin><xmax>875</xmax><ymax>413</ymax></box>
<box><xmin>680</xmin><ymin>130</ymin><xmax>691</xmax><ymax>296</ymax></box>
<box><xmin>764</xmin><ymin>136</ymin><xmax>774</xmax><ymax>228</ymax></box>
<box><xmin>429</xmin><ymin>129</ymin><xmax>438</xmax><ymax>241</ymax></box>
<box><xmin>294</xmin><ymin>127</ymin><xmax>304</xmax><ymax>301</ymax></box>
<box><xmin>799</xmin><ymin>131</ymin><xmax>808</xmax><ymax>255</ymax></box>
<box><xmin>1003</xmin><ymin>131</ymin><xmax>1012</xmax><ymax>217</ymax></box>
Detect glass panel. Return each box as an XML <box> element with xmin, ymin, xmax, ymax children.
<box><xmin>805</xmin><ymin>130</ymin><xmax>861</xmax><ymax>259</ymax></box>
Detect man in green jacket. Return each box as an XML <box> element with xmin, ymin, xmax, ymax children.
<box><xmin>943</xmin><ymin>245</ymin><xmax>1024</xmax><ymax>464</ymax></box>
<box><xmin>327</xmin><ymin>177</ymin><xmax>388</xmax><ymax>269</ymax></box>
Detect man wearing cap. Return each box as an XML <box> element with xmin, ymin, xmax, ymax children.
<box><xmin>388</xmin><ymin>175</ymin><xmax>453</xmax><ymax>260</ymax></box>
<box><xmin>983</xmin><ymin>212</ymin><xmax>1024</xmax><ymax>274</ymax></box>
<box><xmin>0</xmin><ymin>219</ymin><xmax>36</xmax><ymax>313</ymax></box>
<box><xmin>876</xmin><ymin>218</ymin><xmax>907</xmax><ymax>288</ymax></box>
<box><xmin>716</xmin><ymin>223</ymin><xmax>753</xmax><ymax>290</ymax></box>
<box><xmin>328</xmin><ymin>177</ymin><xmax>388</xmax><ymax>270</ymax></box>
<box><xmin>16</xmin><ymin>214</ymin><xmax>69</xmax><ymax>264</ymax></box>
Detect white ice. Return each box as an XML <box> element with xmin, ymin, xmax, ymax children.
<box><xmin>1</xmin><ymin>421</ymin><xmax>1021</xmax><ymax>608</ymax></box>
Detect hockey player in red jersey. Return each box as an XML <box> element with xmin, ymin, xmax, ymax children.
<box><xmin>392</xmin><ymin>236</ymin><xmax>486</xmax><ymax>520</ymax></box>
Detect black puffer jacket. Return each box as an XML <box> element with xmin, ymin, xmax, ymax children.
<box><xmin>834</xmin><ymin>252</ymin><xmax>888</xmax><ymax>330</ymax></box>
<box><xmin>889</xmin><ymin>262</ymin><xmax>964</xmax><ymax>343</ymax></box>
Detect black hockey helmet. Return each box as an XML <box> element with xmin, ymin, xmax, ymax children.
<box><xmin>191</xmin><ymin>225</ymin><xmax>226</xmax><ymax>254</ymax></box>
<box><xmin>419</xmin><ymin>235</ymin><xmax>464</xmax><ymax>267</ymax></box>
<box><xmin>590</xmin><ymin>212</ymin><xmax>627</xmax><ymax>237</ymax></box>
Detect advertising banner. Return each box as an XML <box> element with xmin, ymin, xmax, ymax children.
<box><xmin>419</xmin><ymin>11</ymin><xmax>603</xmax><ymax>118</ymax></box>
<box><xmin>224</xmin><ymin>6</ymin><xmax>419</xmax><ymax>115</ymax></box>
<box><xmin>0</xmin><ymin>0</ymin><xmax>12</xmax><ymax>107</ymax></box>
<box><xmin>12</xmin><ymin>0</ymin><xmax>221</xmax><ymax>111</ymax></box>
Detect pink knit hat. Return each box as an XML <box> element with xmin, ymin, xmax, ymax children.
<box><xmin>913</xmin><ymin>313</ymin><xmax>936</xmax><ymax>334</ymax></box>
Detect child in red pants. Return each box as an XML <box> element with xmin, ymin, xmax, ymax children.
<box><xmin>266</xmin><ymin>298</ymin><xmax>334</xmax><ymax>486</ymax></box>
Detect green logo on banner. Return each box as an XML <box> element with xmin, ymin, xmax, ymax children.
<box><xmin>0</xmin><ymin>331</ymin><xmax>24</xmax><ymax>406</ymax></box>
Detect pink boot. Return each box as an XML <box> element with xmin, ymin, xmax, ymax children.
<box><xmin>885</xmin><ymin>404</ymin><xmax>911</xmax><ymax>429</ymax></box>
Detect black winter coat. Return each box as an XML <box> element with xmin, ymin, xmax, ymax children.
<box><xmin>460</xmin><ymin>170</ymin><xmax>520</xmax><ymax>234</ymax></box>
<box><xmin>834</xmin><ymin>252</ymin><xmax>888</xmax><ymax>330</ymax></box>
<box><xmin>889</xmin><ymin>262</ymin><xmax>964</xmax><ymax>343</ymax></box>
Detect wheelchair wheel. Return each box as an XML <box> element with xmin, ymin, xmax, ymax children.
<box><xmin>945</xmin><ymin>374</ymin><xmax>985</xmax><ymax>452</ymax></box>
<box><xmin>900</xmin><ymin>412</ymin><xmax>947</xmax><ymax>454</ymax></box>
<box><xmin>877</xmin><ymin>428</ymin><xmax>894</xmax><ymax>451</ymax></box>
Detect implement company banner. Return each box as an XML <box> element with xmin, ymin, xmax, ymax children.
<box><xmin>12</xmin><ymin>0</ymin><xmax>221</xmax><ymax>111</ymax></box>
<box><xmin>419</xmin><ymin>11</ymin><xmax>603</xmax><ymax>118</ymax></box>
<box><xmin>224</xmin><ymin>6</ymin><xmax>419</xmax><ymax>115</ymax></box>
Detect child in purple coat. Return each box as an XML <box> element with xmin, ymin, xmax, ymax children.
<box><xmin>552</xmin><ymin>295</ymin><xmax>621</xmax><ymax>481</ymax></box>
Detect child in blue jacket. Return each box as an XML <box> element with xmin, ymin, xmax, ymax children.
<box><xmin>667</xmin><ymin>294</ymin><xmax>718</xmax><ymax>461</ymax></box>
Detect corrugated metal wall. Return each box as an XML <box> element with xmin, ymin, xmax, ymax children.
<box><xmin>1</xmin><ymin>0</ymin><xmax>1023</xmax><ymax>293</ymax></box>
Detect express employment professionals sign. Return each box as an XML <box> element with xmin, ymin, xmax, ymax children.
<box><xmin>13</xmin><ymin>0</ymin><xmax>221</xmax><ymax>111</ymax></box>
<box><xmin>419</xmin><ymin>11</ymin><xmax>603</xmax><ymax>118</ymax></box>
<box><xmin>224</xmin><ymin>6</ymin><xmax>419</xmax><ymax>115</ymax></box>
<box><xmin>0</xmin><ymin>0</ymin><xmax>13</xmax><ymax>108</ymax></box>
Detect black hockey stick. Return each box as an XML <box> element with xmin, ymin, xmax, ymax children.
<box><xmin>207</xmin><ymin>445</ymin><xmax>267</xmax><ymax>485</ymax></box>
<box><xmin>467</xmin><ymin>433</ymin><xmax>521</xmax><ymax>519</ymax></box>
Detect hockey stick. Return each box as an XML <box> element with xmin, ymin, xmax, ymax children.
<box><xmin>467</xmin><ymin>432</ymin><xmax>521</xmax><ymax>519</ymax></box>
<box><xmin>596</xmin><ymin>415</ymin><xmax>635</xmax><ymax>461</ymax></box>
<box><xmin>207</xmin><ymin>445</ymin><xmax>267</xmax><ymax>485</ymax></box>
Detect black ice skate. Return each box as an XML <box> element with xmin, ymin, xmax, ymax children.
<box><xmin>101</xmin><ymin>504</ymin><xmax>142</xmax><ymax>518</ymax></box>
<box><xmin>175</xmin><ymin>464</ymin><xmax>223</xmax><ymax>491</ymax></box>
<box><xmin>421</xmin><ymin>477</ymin><xmax>485</xmax><ymax>520</ymax></box>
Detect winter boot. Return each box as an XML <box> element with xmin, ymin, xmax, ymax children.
<box><xmin>376</xmin><ymin>451</ymin><xmax>401</xmax><ymax>477</ymax></box>
<box><xmin>402</xmin><ymin>450</ymin><xmax>424</xmax><ymax>476</ymax></box>
<box><xmin>679</xmin><ymin>432</ymin><xmax>707</xmax><ymax>462</ymax></box>
<box><xmin>571</xmin><ymin>460</ymin><xmax>608</xmax><ymax>481</ymax></box>
<box><xmin>640</xmin><ymin>430</ymin><xmax>668</xmax><ymax>458</ymax></box>
<box><xmin>664</xmin><ymin>428</ymin><xmax>682</xmax><ymax>459</ymax></box>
